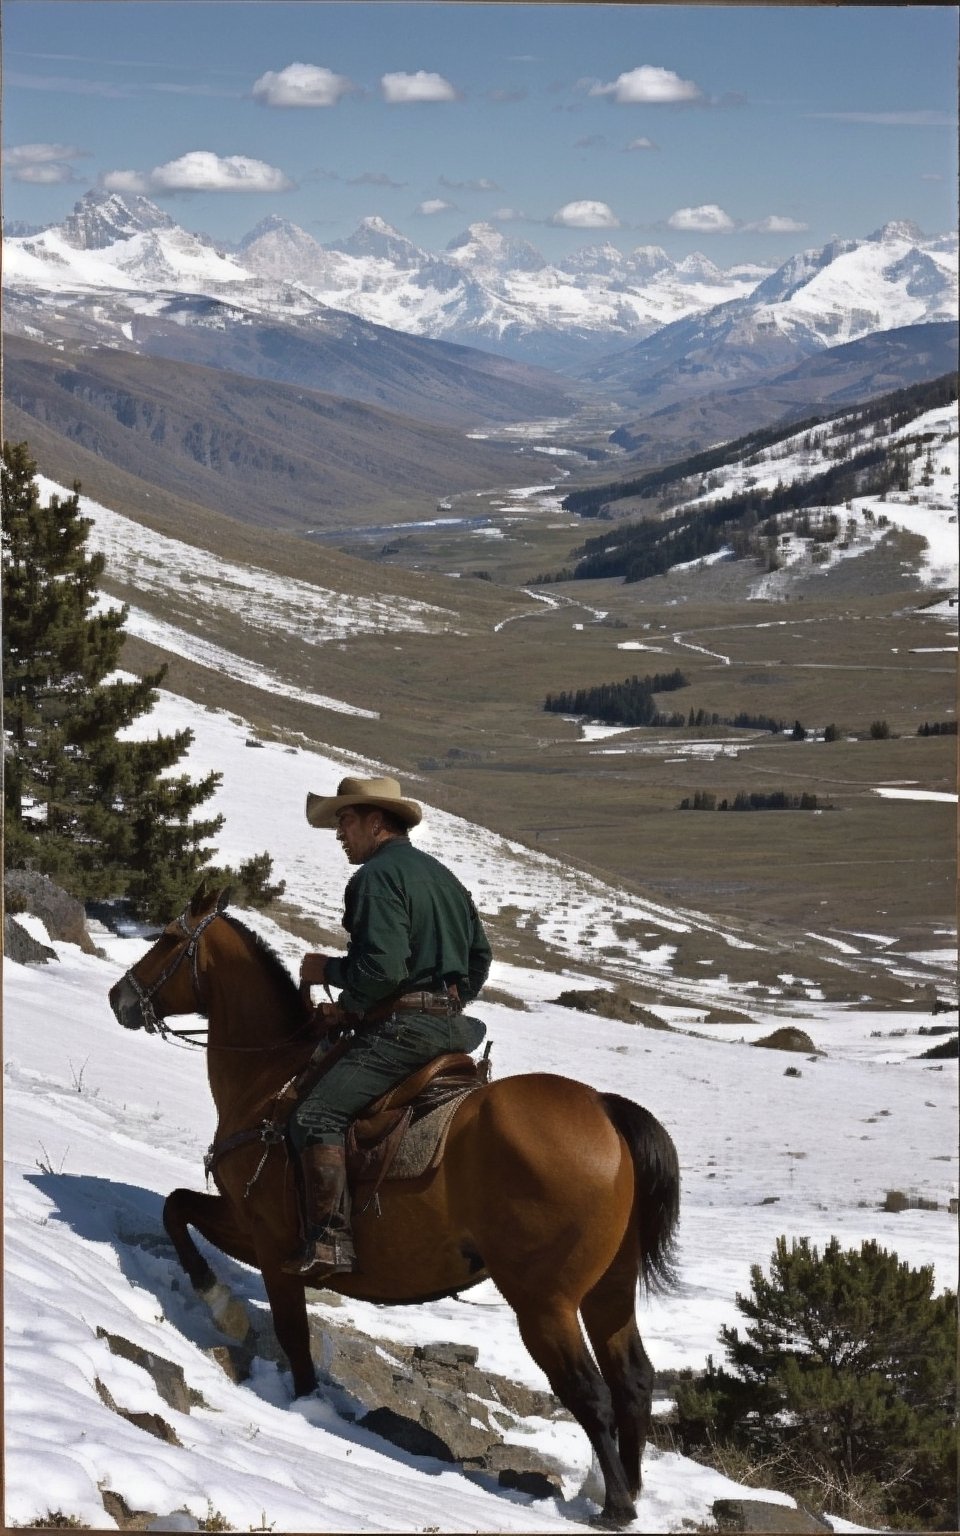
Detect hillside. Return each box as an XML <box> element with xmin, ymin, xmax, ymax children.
<box><xmin>603</xmin><ymin>321</ymin><xmax>959</xmax><ymax>462</ymax></box>
<box><xmin>2</xmin><ymin>336</ymin><xmax>560</xmax><ymax>532</ymax></box>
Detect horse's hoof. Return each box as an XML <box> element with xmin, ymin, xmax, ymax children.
<box><xmin>201</xmin><ymin>1279</ymin><xmax>252</xmax><ymax>1344</ymax></box>
<box><xmin>590</xmin><ymin>1508</ymin><xmax>636</xmax><ymax>1531</ymax></box>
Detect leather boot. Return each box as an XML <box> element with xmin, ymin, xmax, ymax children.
<box><xmin>282</xmin><ymin>1141</ymin><xmax>357</xmax><ymax>1277</ymax></box>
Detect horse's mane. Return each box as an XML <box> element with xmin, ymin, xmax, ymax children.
<box><xmin>221</xmin><ymin>912</ymin><xmax>304</xmax><ymax>1016</ymax></box>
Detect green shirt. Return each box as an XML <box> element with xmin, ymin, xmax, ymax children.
<box><xmin>323</xmin><ymin>837</ymin><xmax>492</xmax><ymax>1018</ymax></box>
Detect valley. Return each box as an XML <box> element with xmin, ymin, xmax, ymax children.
<box><xmin>5</xmin><ymin>191</ymin><xmax>957</xmax><ymax>1018</ymax></box>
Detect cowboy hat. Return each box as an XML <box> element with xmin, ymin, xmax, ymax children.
<box><xmin>305</xmin><ymin>775</ymin><xmax>422</xmax><ymax>829</ymax></box>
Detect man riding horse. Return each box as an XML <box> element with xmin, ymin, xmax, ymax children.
<box><xmin>283</xmin><ymin>775</ymin><xmax>490</xmax><ymax>1280</ymax></box>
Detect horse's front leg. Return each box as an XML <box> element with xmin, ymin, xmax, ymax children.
<box><xmin>258</xmin><ymin>1256</ymin><xmax>317</xmax><ymax>1398</ymax></box>
<box><xmin>163</xmin><ymin>1188</ymin><xmax>257</xmax><ymax>1344</ymax></box>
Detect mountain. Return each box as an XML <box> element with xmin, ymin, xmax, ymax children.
<box><xmin>605</xmin><ymin>320</ymin><xmax>959</xmax><ymax>461</ymax></box>
<box><xmin>60</xmin><ymin>186</ymin><xmax>179</xmax><ymax>248</ymax></box>
<box><xmin>240</xmin><ymin>216</ymin><xmax>767</xmax><ymax>368</ymax></box>
<box><xmin>1</xmin><ymin>334</ymin><xmax>550</xmax><ymax>533</ymax></box>
<box><xmin>6</xmin><ymin>193</ymin><xmax>767</xmax><ymax>372</ymax></box>
<box><xmin>582</xmin><ymin>223</ymin><xmax>959</xmax><ymax>405</ymax></box>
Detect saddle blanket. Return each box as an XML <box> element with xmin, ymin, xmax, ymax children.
<box><xmin>389</xmin><ymin>1087</ymin><xmax>476</xmax><ymax>1181</ymax></box>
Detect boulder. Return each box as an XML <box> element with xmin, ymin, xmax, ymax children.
<box><xmin>4</xmin><ymin>914</ymin><xmax>57</xmax><ymax>965</ymax></box>
<box><xmin>4</xmin><ymin>869</ymin><xmax>98</xmax><ymax>953</ymax></box>
<box><xmin>713</xmin><ymin>1498</ymin><xmax>831</xmax><ymax>1532</ymax></box>
<box><xmin>753</xmin><ymin>1027</ymin><xmax>818</xmax><ymax>1054</ymax></box>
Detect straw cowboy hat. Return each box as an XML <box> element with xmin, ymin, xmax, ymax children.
<box><xmin>306</xmin><ymin>775</ymin><xmax>422</xmax><ymax>829</ymax></box>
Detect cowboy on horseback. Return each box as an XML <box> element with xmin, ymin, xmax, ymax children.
<box><xmin>282</xmin><ymin>776</ymin><xmax>491</xmax><ymax>1280</ymax></box>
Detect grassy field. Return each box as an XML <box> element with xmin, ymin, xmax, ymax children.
<box><xmin>113</xmin><ymin>490</ymin><xmax>956</xmax><ymax>1007</ymax></box>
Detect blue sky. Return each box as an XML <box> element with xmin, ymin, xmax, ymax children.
<box><xmin>3</xmin><ymin>2</ymin><xmax>958</xmax><ymax>264</ymax></box>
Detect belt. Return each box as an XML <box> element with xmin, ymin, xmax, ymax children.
<box><xmin>392</xmin><ymin>989</ymin><xmax>460</xmax><ymax>1015</ymax></box>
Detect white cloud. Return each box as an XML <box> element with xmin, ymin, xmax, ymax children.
<box><xmin>551</xmin><ymin>199</ymin><xmax>620</xmax><ymax>229</ymax></box>
<box><xmin>3</xmin><ymin>141</ymin><xmax>89</xmax><ymax>167</ymax></box>
<box><xmin>347</xmin><ymin>170</ymin><xmax>406</xmax><ymax>188</ymax></box>
<box><xmin>667</xmin><ymin>203</ymin><xmax>735</xmax><ymax>233</ymax></box>
<box><xmin>102</xmin><ymin>152</ymin><xmax>293</xmax><ymax>196</ymax></box>
<box><xmin>921</xmin><ymin>172</ymin><xmax>944</xmax><ymax>181</ymax></box>
<box><xmin>625</xmin><ymin>136</ymin><xmax>658</xmax><ymax>151</ymax></box>
<box><xmin>100</xmin><ymin>168</ymin><xmax>152</xmax><ymax>194</ymax></box>
<box><xmin>590</xmin><ymin>66</ymin><xmax>702</xmax><ymax>105</ymax></box>
<box><xmin>381</xmin><ymin>71</ymin><xmax>458</xmax><ymax>104</ymax></box>
<box><xmin>416</xmin><ymin>198</ymin><xmax>454</xmax><ymax>216</ymax></box>
<box><xmin>439</xmin><ymin>175</ymin><xmax>500</xmax><ymax>192</ymax></box>
<box><xmin>492</xmin><ymin>207</ymin><xmax>528</xmax><ymax>223</ymax></box>
<box><xmin>11</xmin><ymin>162</ymin><xmax>81</xmax><ymax>185</ymax></box>
<box><xmin>251</xmin><ymin>62</ymin><xmax>355</xmax><ymax>108</ymax></box>
<box><xmin>744</xmin><ymin>215</ymin><xmax>809</xmax><ymax>234</ymax></box>
<box><xmin>805</xmin><ymin>110</ymin><xmax>955</xmax><ymax>127</ymax></box>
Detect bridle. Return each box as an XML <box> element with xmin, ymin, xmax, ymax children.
<box><xmin>119</xmin><ymin>894</ymin><xmax>316</xmax><ymax>1053</ymax></box>
<box><xmin>122</xmin><ymin>900</ymin><xmax>226</xmax><ymax>1047</ymax></box>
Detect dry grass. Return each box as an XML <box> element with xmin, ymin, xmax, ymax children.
<box><xmin>51</xmin><ymin>437</ymin><xmax>954</xmax><ymax>1006</ymax></box>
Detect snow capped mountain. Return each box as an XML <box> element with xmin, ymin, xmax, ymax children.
<box><xmin>674</xmin><ymin>252</ymin><xmax>724</xmax><ymax>283</ymax></box>
<box><xmin>445</xmin><ymin>221</ymin><xmax>547</xmax><ymax>276</ymax></box>
<box><xmin>4</xmin><ymin>191</ymin><xmax>956</xmax><ymax>376</ymax></box>
<box><xmin>585</xmin><ymin>222</ymin><xmax>959</xmax><ymax>398</ymax></box>
<box><xmin>60</xmin><ymin>187</ymin><xmax>177</xmax><ymax>250</ymax></box>
<box><xmin>329</xmin><ymin>214</ymin><xmax>426</xmax><ymax>270</ymax></box>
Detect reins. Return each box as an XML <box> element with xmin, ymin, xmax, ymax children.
<box><xmin>120</xmin><ymin>899</ymin><xmax>315</xmax><ymax>1054</ymax></box>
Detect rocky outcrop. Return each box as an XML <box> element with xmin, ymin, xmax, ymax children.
<box><xmin>4</xmin><ymin>914</ymin><xmax>57</xmax><ymax>965</ymax></box>
<box><xmin>5</xmin><ymin>869</ymin><xmax>98</xmax><ymax>953</ymax></box>
<box><xmin>713</xmin><ymin>1496</ymin><xmax>833</xmax><ymax>1532</ymax></box>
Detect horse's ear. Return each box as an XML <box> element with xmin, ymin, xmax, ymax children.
<box><xmin>188</xmin><ymin>877</ymin><xmax>218</xmax><ymax>916</ymax></box>
<box><xmin>215</xmin><ymin>886</ymin><xmax>232</xmax><ymax>913</ymax></box>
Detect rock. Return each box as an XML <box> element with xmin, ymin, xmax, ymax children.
<box><xmin>413</xmin><ymin>1341</ymin><xmax>479</xmax><ymax>1369</ymax></box>
<box><xmin>3</xmin><ymin>914</ymin><xmax>57</xmax><ymax>965</ymax></box>
<box><xmin>713</xmin><ymin>1497</ymin><xmax>831</xmax><ymax>1532</ymax></box>
<box><xmin>96</xmin><ymin>1328</ymin><xmax>200</xmax><ymax>1413</ymax></box>
<box><xmin>206</xmin><ymin>1343</ymin><xmax>253</xmax><ymax>1384</ymax></box>
<box><xmin>95</xmin><ymin>1377</ymin><xmax>182</xmax><ymax>1445</ymax></box>
<box><xmin>4</xmin><ymin>870</ymin><xmax>98</xmax><ymax>952</ymax></box>
<box><xmin>359</xmin><ymin>1405</ymin><xmax>457</xmax><ymax>1461</ymax></box>
<box><xmin>753</xmin><ymin>1027</ymin><xmax>818</xmax><ymax>1054</ymax></box>
<box><xmin>550</xmin><ymin>987</ymin><xmax>667</xmax><ymax>1028</ymax></box>
<box><xmin>100</xmin><ymin>1488</ymin><xmax>162</xmax><ymax>1531</ymax></box>
<box><xmin>466</xmin><ymin>1442</ymin><xmax>565</xmax><ymax>1497</ymax></box>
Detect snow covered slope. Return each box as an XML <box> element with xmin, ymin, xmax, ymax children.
<box><xmin>5</xmin><ymin>695</ymin><xmax>956</xmax><ymax>1532</ymax></box>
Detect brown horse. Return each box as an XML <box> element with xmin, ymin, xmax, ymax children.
<box><xmin>108</xmin><ymin>885</ymin><xmax>680</xmax><ymax>1528</ymax></box>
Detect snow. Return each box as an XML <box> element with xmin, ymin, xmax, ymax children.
<box><xmin>37</xmin><ymin>476</ymin><xmax>463</xmax><ymax>706</ymax></box>
<box><xmin>874</xmin><ymin>787</ymin><xmax>958</xmax><ymax>803</ymax></box>
<box><xmin>670</xmin><ymin>402</ymin><xmax>959</xmax><ymax>598</ymax></box>
<box><xmin>5</xmin><ymin>682</ymin><xmax>956</xmax><ymax>1531</ymax></box>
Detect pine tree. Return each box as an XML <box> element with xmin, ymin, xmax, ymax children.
<box><xmin>2</xmin><ymin>441</ymin><xmax>228</xmax><ymax>920</ymax></box>
<box><xmin>676</xmin><ymin>1235</ymin><xmax>957</xmax><ymax>1528</ymax></box>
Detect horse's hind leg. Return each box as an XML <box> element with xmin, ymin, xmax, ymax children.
<box><xmin>511</xmin><ymin>1296</ymin><xmax>636</xmax><ymax>1528</ymax></box>
<box><xmin>581</xmin><ymin>1243</ymin><xmax>655</xmax><ymax>1500</ymax></box>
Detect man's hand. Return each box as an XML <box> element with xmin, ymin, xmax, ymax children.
<box><xmin>300</xmin><ymin>952</ymin><xmax>331</xmax><ymax>987</ymax></box>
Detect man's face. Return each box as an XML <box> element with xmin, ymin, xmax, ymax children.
<box><xmin>335</xmin><ymin>806</ymin><xmax>381</xmax><ymax>864</ymax></box>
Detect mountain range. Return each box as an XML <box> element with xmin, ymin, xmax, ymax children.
<box><xmin>7</xmin><ymin>191</ymin><xmax>955</xmax><ymax>380</ymax></box>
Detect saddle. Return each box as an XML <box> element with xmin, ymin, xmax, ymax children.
<box><xmin>205</xmin><ymin>1037</ymin><xmax>489</xmax><ymax>1205</ymax></box>
<box><xmin>344</xmin><ymin>1051</ymin><xmax>487</xmax><ymax>1212</ymax></box>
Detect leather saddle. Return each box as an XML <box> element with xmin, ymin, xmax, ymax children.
<box><xmin>344</xmin><ymin>1051</ymin><xmax>487</xmax><ymax>1211</ymax></box>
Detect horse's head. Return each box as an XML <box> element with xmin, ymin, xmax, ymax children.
<box><xmin>108</xmin><ymin>884</ymin><xmax>231</xmax><ymax>1035</ymax></box>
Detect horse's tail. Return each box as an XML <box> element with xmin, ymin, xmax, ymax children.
<box><xmin>600</xmin><ymin>1092</ymin><xmax>680</xmax><ymax>1295</ymax></box>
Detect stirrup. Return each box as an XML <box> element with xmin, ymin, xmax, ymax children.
<box><xmin>282</xmin><ymin>1228</ymin><xmax>357</xmax><ymax>1278</ymax></box>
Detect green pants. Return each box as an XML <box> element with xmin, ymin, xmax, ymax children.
<box><xmin>289</xmin><ymin>1010</ymin><xmax>486</xmax><ymax>1150</ymax></box>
